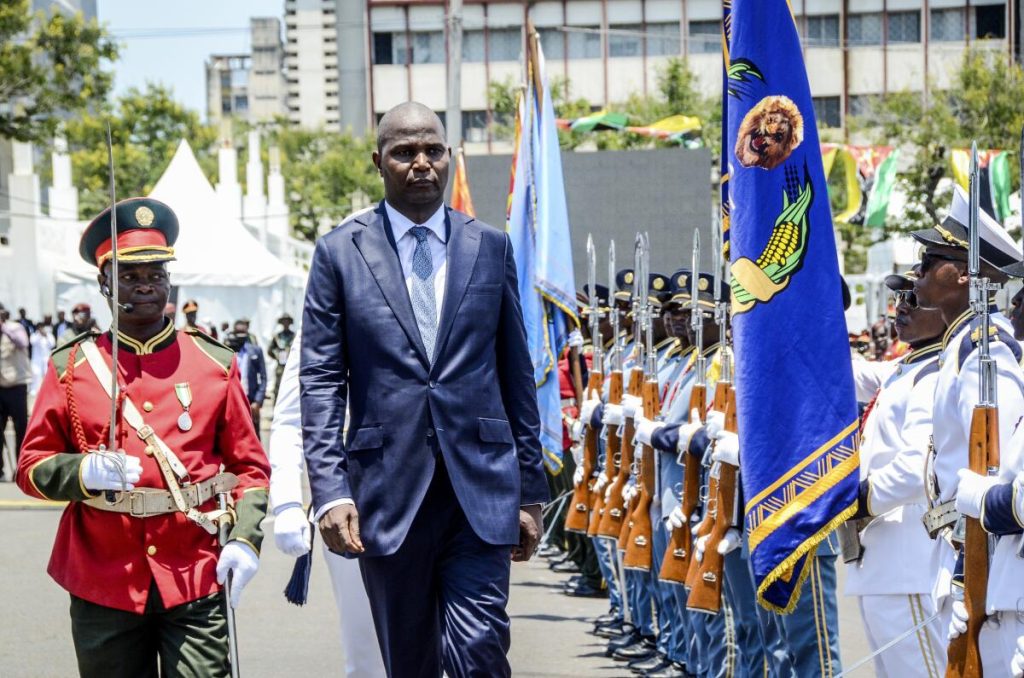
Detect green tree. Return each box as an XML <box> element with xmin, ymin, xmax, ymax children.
<box><xmin>0</xmin><ymin>0</ymin><xmax>118</xmax><ymax>142</ymax></box>
<box><xmin>269</xmin><ymin>127</ymin><xmax>384</xmax><ymax>242</ymax></box>
<box><xmin>853</xmin><ymin>49</ymin><xmax>1024</xmax><ymax>234</ymax></box>
<box><xmin>64</xmin><ymin>83</ymin><xmax>218</xmax><ymax>218</ymax></box>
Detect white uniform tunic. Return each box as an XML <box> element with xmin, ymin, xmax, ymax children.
<box><xmin>844</xmin><ymin>344</ymin><xmax>946</xmax><ymax>678</ymax></box>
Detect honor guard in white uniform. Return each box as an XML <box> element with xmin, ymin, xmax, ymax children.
<box><xmin>911</xmin><ymin>186</ymin><xmax>1024</xmax><ymax>675</ymax></box>
<box><xmin>843</xmin><ymin>271</ymin><xmax>947</xmax><ymax>677</ymax></box>
<box><xmin>269</xmin><ymin>329</ymin><xmax>387</xmax><ymax>678</ymax></box>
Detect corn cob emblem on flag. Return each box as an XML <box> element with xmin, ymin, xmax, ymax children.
<box><xmin>724</xmin><ymin>0</ymin><xmax>860</xmax><ymax>612</ymax></box>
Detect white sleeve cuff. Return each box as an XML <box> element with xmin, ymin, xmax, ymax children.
<box><xmin>313</xmin><ymin>498</ymin><xmax>355</xmax><ymax>523</ymax></box>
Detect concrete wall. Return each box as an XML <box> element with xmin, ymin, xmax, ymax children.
<box><xmin>463</xmin><ymin>147</ymin><xmax>716</xmax><ymax>287</ymax></box>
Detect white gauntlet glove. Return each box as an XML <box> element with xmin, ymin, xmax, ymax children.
<box><xmin>634</xmin><ymin>417</ymin><xmax>666</xmax><ymax>446</ymax></box>
<box><xmin>567</xmin><ymin>329</ymin><xmax>584</xmax><ymax>349</ymax></box>
<box><xmin>718</xmin><ymin>528</ymin><xmax>742</xmax><ymax>555</ymax></box>
<box><xmin>948</xmin><ymin>600</ymin><xmax>969</xmax><ymax>640</ymax></box>
<box><xmin>603</xmin><ymin>404</ymin><xmax>624</xmax><ymax>427</ymax></box>
<box><xmin>676</xmin><ymin>408</ymin><xmax>704</xmax><ymax>455</ymax></box>
<box><xmin>622</xmin><ymin>481</ymin><xmax>638</xmax><ymax>503</ymax></box>
<box><xmin>569</xmin><ymin>419</ymin><xmax>585</xmax><ymax>443</ymax></box>
<box><xmin>668</xmin><ymin>505</ymin><xmax>688</xmax><ymax>529</ymax></box>
<box><xmin>1012</xmin><ymin>636</ymin><xmax>1024</xmax><ymax>677</ymax></box>
<box><xmin>217</xmin><ymin>541</ymin><xmax>260</xmax><ymax>609</ymax></box>
<box><xmin>954</xmin><ymin>469</ymin><xmax>1001</xmax><ymax>519</ymax></box>
<box><xmin>694</xmin><ymin>534</ymin><xmax>710</xmax><ymax>563</ymax></box>
<box><xmin>579</xmin><ymin>398</ymin><xmax>600</xmax><ymax>427</ymax></box>
<box><xmin>704</xmin><ymin>410</ymin><xmax>726</xmax><ymax>439</ymax></box>
<box><xmin>573</xmin><ymin>464</ymin><xmax>585</xmax><ymax>487</ymax></box>
<box><xmin>711</xmin><ymin>431</ymin><xmax>740</xmax><ymax>468</ymax></box>
<box><xmin>81</xmin><ymin>451</ymin><xmax>142</xmax><ymax>492</ymax></box>
<box><xmin>621</xmin><ymin>394</ymin><xmax>642</xmax><ymax>420</ymax></box>
<box><xmin>273</xmin><ymin>504</ymin><xmax>311</xmax><ymax>558</ymax></box>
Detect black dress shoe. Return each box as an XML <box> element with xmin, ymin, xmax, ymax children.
<box><xmin>594</xmin><ymin>620</ymin><xmax>630</xmax><ymax>639</ymax></box>
<box><xmin>613</xmin><ymin>636</ymin><xmax>656</xmax><ymax>662</ymax></box>
<box><xmin>546</xmin><ymin>553</ymin><xmax>571</xmax><ymax>568</ymax></box>
<box><xmin>565</xmin><ymin>574</ymin><xmax>583</xmax><ymax>586</ymax></box>
<box><xmin>629</xmin><ymin>653</ymin><xmax>668</xmax><ymax>674</ymax></box>
<box><xmin>645</xmin><ymin>661</ymin><xmax>689</xmax><ymax>678</ymax></box>
<box><xmin>564</xmin><ymin>581</ymin><xmax>606</xmax><ymax>598</ymax></box>
<box><xmin>593</xmin><ymin>611</ymin><xmax>619</xmax><ymax>625</ymax></box>
<box><xmin>552</xmin><ymin>560</ymin><xmax>581</xmax><ymax>574</ymax></box>
<box><xmin>538</xmin><ymin>544</ymin><xmax>562</xmax><ymax>558</ymax></box>
<box><xmin>605</xmin><ymin>630</ymin><xmax>641</xmax><ymax>656</ymax></box>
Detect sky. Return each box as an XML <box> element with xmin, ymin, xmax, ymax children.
<box><xmin>97</xmin><ymin>0</ymin><xmax>283</xmax><ymax>121</ymax></box>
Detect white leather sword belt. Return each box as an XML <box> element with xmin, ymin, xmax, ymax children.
<box><xmin>84</xmin><ymin>473</ymin><xmax>238</xmax><ymax>517</ymax></box>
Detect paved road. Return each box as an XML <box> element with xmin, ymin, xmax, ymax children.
<box><xmin>0</xmin><ymin>481</ymin><xmax>870</xmax><ymax>677</ymax></box>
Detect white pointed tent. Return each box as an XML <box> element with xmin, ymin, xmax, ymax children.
<box><xmin>55</xmin><ymin>140</ymin><xmax>304</xmax><ymax>340</ymax></box>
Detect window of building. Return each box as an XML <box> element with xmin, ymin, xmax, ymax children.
<box><xmin>567</xmin><ymin>26</ymin><xmax>602</xmax><ymax>59</ymax></box>
<box><xmin>398</xmin><ymin>31</ymin><xmax>445</xmax><ymax>64</ymax></box>
<box><xmin>463</xmin><ymin>110</ymin><xmax>489</xmax><ymax>143</ymax></box>
<box><xmin>813</xmin><ymin>96</ymin><xmax>841</xmax><ymax>128</ymax></box>
<box><xmin>539</xmin><ymin>27</ymin><xmax>564</xmax><ymax>58</ymax></box>
<box><xmin>609</xmin><ymin>24</ymin><xmax>642</xmax><ymax>58</ymax></box>
<box><xmin>975</xmin><ymin>5</ymin><xmax>1006</xmax><ymax>39</ymax></box>
<box><xmin>222</xmin><ymin>99</ymin><xmax>232</xmax><ymax>113</ymax></box>
<box><xmin>931</xmin><ymin>8</ymin><xmax>961</xmax><ymax>41</ymax></box>
<box><xmin>646</xmin><ymin>22</ymin><xmax>680</xmax><ymax>57</ymax></box>
<box><xmin>233</xmin><ymin>95</ymin><xmax>249</xmax><ymax>112</ymax></box>
<box><xmin>848</xmin><ymin>94</ymin><xmax>873</xmax><ymax>117</ymax></box>
<box><xmin>847</xmin><ymin>12</ymin><xmax>883</xmax><ymax>46</ymax></box>
<box><xmin>688</xmin><ymin>20</ymin><xmax>720</xmax><ymax>54</ymax></box>
<box><xmin>803</xmin><ymin>14</ymin><xmax>840</xmax><ymax>47</ymax></box>
<box><xmin>373</xmin><ymin>32</ymin><xmax>394</xmax><ymax>64</ymax></box>
<box><xmin>887</xmin><ymin>11</ymin><xmax>920</xmax><ymax>43</ymax></box>
<box><xmin>463</xmin><ymin>29</ymin><xmax>485</xmax><ymax>62</ymax></box>
<box><xmin>489</xmin><ymin>28</ymin><xmax>521</xmax><ymax>62</ymax></box>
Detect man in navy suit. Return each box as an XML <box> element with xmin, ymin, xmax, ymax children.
<box><xmin>300</xmin><ymin>102</ymin><xmax>548</xmax><ymax>678</ymax></box>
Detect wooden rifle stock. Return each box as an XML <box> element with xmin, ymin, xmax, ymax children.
<box><xmin>565</xmin><ymin>370</ymin><xmax>604</xmax><ymax>533</ymax></box>
<box><xmin>658</xmin><ymin>382</ymin><xmax>707</xmax><ymax>583</ymax></box>
<box><xmin>945</xmin><ymin>405</ymin><xmax>998</xmax><ymax>678</ymax></box>
<box><xmin>588</xmin><ymin>370</ymin><xmax>623</xmax><ymax>537</ymax></box>
<box><xmin>598</xmin><ymin>368</ymin><xmax>644</xmax><ymax>538</ymax></box>
<box><xmin>687</xmin><ymin>384</ymin><xmax>738</xmax><ymax>613</ymax></box>
<box><xmin>624</xmin><ymin>378</ymin><xmax>661</xmax><ymax>570</ymax></box>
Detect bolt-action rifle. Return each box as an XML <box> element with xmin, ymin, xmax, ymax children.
<box><xmin>659</xmin><ymin>229</ymin><xmax>707</xmax><ymax>584</ymax></box>
<box><xmin>945</xmin><ymin>142</ymin><xmax>999</xmax><ymax>678</ymax></box>
<box><xmin>566</xmin><ymin>235</ymin><xmax>604</xmax><ymax>534</ymax></box>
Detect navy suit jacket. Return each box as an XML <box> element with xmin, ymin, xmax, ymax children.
<box><xmin>300</xmin><ymin>202</ymin><xmax>549</xmax><ymax>557</ymax></box>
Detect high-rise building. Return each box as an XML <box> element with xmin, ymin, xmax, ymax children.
<box><xmin>205</xmin><ymin>18</ymin><xmax>287</xmax><ymax>126</ymax></box>
<box><xmin>284</xmin><ymin>0</ymin><xmax>340</xmax><ymax>130</ymax></box>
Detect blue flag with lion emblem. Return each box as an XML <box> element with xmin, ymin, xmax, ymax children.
<box><xmin>724</xmin><ymin>0</ymin><xmax>859</xmax><ymax>613</ymax></box>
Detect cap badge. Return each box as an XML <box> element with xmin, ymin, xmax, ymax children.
<box><xmin>698</xmin><ymin>278</ymin><xmax>709</xmax><ymax>291</ymax></box>
<box><xmin>135</xmin><ymin>206</ymin><xmax>155</xmax><ymax>227</ymax></box>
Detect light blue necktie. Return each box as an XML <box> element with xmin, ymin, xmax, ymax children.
<box><xmin>409</xmin><ymin>226</ymin><xmax>437</xmax><ymax>360</ymax></box>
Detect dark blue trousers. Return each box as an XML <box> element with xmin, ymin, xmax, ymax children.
<box><xmin>359</xmin><ymin>462</ymin><xmax>513</xmax><ymax>678</ymax></box>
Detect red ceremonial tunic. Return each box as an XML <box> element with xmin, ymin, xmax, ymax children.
<box><xmin>16</xmin><ymin>325</ymin><xmax>270</xmax><ymax>613</ymax></box>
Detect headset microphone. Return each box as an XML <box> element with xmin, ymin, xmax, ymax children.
<box><xmin>102</xmin><ymin>285</ymin><xmax>134</xmax><ymax>313</ymax></box>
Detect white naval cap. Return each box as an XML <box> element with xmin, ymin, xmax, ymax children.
<box><xmin>911</xmin><ymin>184</ymin><xmax>1022</xmax><ymax>269</ymax></box>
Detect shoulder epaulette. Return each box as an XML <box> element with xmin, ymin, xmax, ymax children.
<box><xmin>957</xmin><ymin>320</ymin><xmax>1023</xmax><ymax>372</ymax></box>
<box><xmin>51</xmin><ymin>330</ymin><xmax>98</xmax><ymax>380</ymax></box>
<box><xmin>185</xmin><ymin>327</ymin><xmax>236</xmax><ymax>373</ymax></box>
<box><xmin>912</xmin><ymin>359</ymin><xmax>941</xmax><ymax>386</ymax></box>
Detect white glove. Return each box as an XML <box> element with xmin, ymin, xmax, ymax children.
<box><xmin>705</xmin><ymin>410</ymin><xmax>726</xmax><ymax>439</ymax></box>
<box><xmin>80</xmin><ymin>451</ymin><xmax>142</xmax><ymax>492</ymax></box>
<box><xmin>695</xmin><ymin>534</ymin><xmax>709</xmax><ymax>563</ymax></box>
<box><xmin>273</xmin><ymin>505</ymin><xmax>311</xmax><ymax>558</ymax></box>
<box><xmin>579</xmin><ymin>398</ymin><xmax>600</xmax><ymax>427</ymax></box>
<box><xmin>594</xmin><ymin>472</ymin><xmax>610</xmax><ymax>494</ymax></box>
<box><xmin>567</xmin><ymin>329</ymin><xmax>584</xmax><ymax>348</ymax></box>
<box><xmin>676</xmin><ymin>408</ymin><xmax>704</xmax><ymax>454</ymax></box>
<box><xmin>948</xmin><ymin>599</ymin><xmax>969</xmax><ymax>640</ymax></box>
<box><xmin>623</xmin><ymin>482</ymin><xmax>638</xmax><ymax>503</ymax></box>
<box><xmin>668</xmin><ymin>506</ymin><xmax>688</xmax><ymax>529</ymax></box>
<box><xmin>955</xmin><ymin>469</ymin><xmax>1001</xmax><ymax>519</ymax></box>
<box><xmin>569</xmin><ymin>419</ymin><xmax>584</xmax><ymax>443</ymax></box>
<box><xmin>605</xmin><ymin>480</ymin><xmax>614</xmax><ymax>501</ymax></box>
<box><xmin>573</xmin><ymin>464</ymin><xmax>585</xmax><ymax>487</ymax></box>
<box><xmin>711</xmin><ymin>431</ymin><xmax>740</xmax><ymax>468</ymax></box>
<box><xmin>634</xmin><ymin>417</ymin><xmax>666</xmax><ymax>446</ymax></box>
<box><xmin>603</xmin><ymin>403</ymin><xmax>624</xmax><ymax>426</ymax></box>
<box><xmin>622</xmin><ymin>394</ymin><xmax>643</xmax><ymax>420</ymax></box>
<box><xmin>718</xmin><ymin>528</ymin><xmax>742</xmax><ymax>555</ymax></box>
<box><xmin>1012</xmin><ymin>635</ymin><xmax>1024</xmax><ymax>677</ymax></box>
<box><xmin>217</xmin><ymin>541</ymin><xmax>260</xmax><ymax>609</ymax></box>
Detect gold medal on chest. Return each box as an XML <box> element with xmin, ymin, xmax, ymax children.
<box><xmin>174</xmin><ymin>382</ymin><xmax>193</xmax><ymax>432</ymax></box>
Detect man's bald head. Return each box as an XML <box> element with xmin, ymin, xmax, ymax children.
<box><xmin>376</xmin><ymin>102</ymin><xmax>446</xmax><ymax>152</ymax></box>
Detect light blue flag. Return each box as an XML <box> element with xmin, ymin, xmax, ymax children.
<box><xmin>506</xmin><ymin>38</ymin><xmax>578</xmax><ymax>474</ymax></box>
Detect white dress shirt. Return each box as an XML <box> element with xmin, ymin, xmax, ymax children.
<box><xmin>269</xmin><ymin>330</ymin><xmax>306</xmax><ymax>511</ymax></box>
<box><xmin>384</xmin><ymin>201</ymin><xmax>448</xmax><ymax>324</ymax></box>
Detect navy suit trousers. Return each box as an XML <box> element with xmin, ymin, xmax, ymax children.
<box><xmin>359</xmin><ymin>459</ymin><xmax>513</xmax><ymax>678</ymax></box>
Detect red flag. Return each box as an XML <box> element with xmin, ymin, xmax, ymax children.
<box><xmin>451</xmin><ymin>147</ymin><xmax>476</xmax><ymax>217</ymax></box>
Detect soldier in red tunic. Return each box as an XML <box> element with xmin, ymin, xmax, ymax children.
<box><xmin>16</xmin><ymin>197</ymin><xmax>270</xmax><ymax>677</ymax></box>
